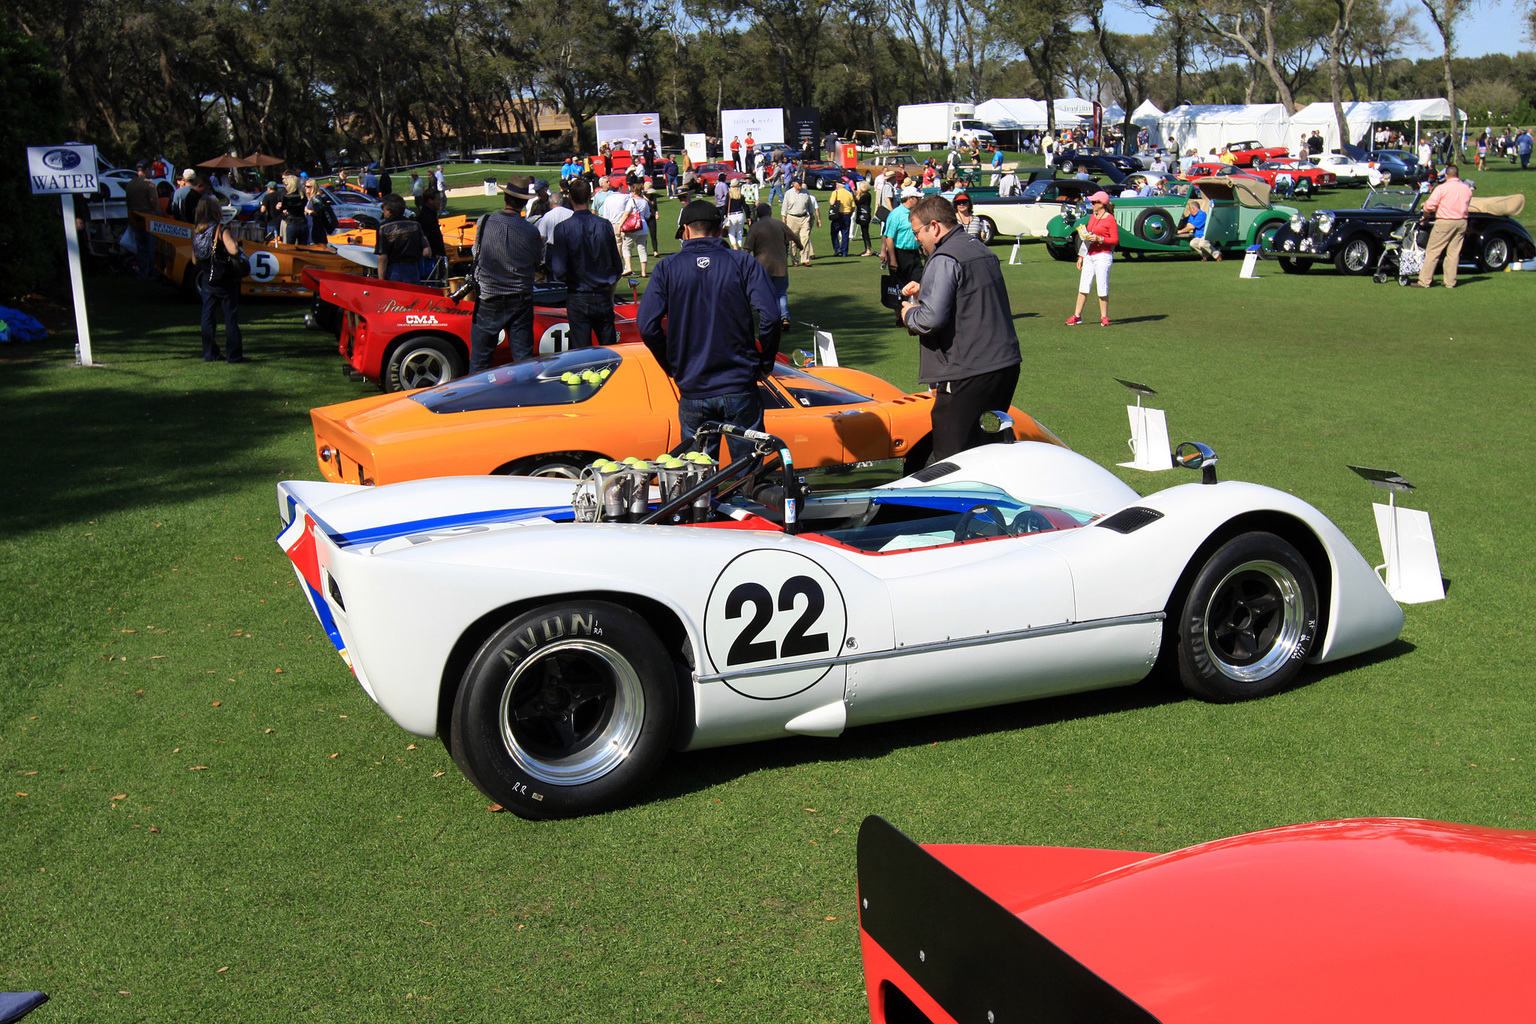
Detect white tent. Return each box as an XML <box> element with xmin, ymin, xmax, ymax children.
<box><xmin>1158</xmin><ymin>103</ymin><xmax>1291</xmax><ymax>157</ymax></box>
<box><xmin>1290</xmin><ymin>99</ymin><xmax>1467</xmax><ymax>154</ymax></box>
<box><xmin>1055</xmin><ymin>97</ymin><xmax>1095</xmax><ymax>119</ymax></box>
<box><xmin>975</xmin><ymin>98</ymin><xmax>1054</xmax><ymax>131</ymax></box>
<box><xmin>1104</xmin><ymin>100</ymin><xmax>1168</xmax><ymax>144</ymax></box>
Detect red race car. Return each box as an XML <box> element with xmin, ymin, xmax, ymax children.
<box><xmin>692</xmin><ymin>162</ymin><xmax>751</xmax><ymax>186</ymax></box>
<box><xmin>858</xmin><ymin>815</ymin><xmax>1536</xmax><ymax>1024</ymax></box>
<box><xmin>1249</xmin><ymin>159</ymin><xmax>1338</xmax><ymax>188</ymax></box>
<box><xmin>1223</xmin><ymin>140</ymin><xmax>1290</xmax><ymax>166</ymax></box>
<box><xmin>302</xmin><ymin>269</ymin><xmax>643</xmax><ymax>392</ymax></box>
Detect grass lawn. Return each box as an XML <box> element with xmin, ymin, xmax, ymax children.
<box><xmin>3</xmin><ymin>162</ymin><xmax>1535</xmax><ymax>1021</ymax></box>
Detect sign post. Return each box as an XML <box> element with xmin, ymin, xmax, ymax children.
<box><xmin>27</xmin><ymin>143</ymin><xmax>100</xmax><ymax>367</ymax></box>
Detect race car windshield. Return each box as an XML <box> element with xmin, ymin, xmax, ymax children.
<box><xmin>771</xmin><ymin>365</ymin><xmax>873</xmax><ymax>407</ymax></box>
<box><xmin>411</xmin><ymin>349</ymin><xmax>624</xmax><ymax>414</ymax></box>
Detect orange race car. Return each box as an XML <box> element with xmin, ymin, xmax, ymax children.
<box><xmin>310</xmin><ymin>344</ymin><xmax>1055</xmax><ymax>484</ymax></box>
<box><xmin>137</xmin><ymin>210</ymin><xmax>366</xmax><ymax>298</ymax></box>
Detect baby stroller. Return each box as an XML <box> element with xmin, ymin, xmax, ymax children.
<box><xmin>1373</xmin><ymin>217</ymin><xmax>1429</xmax><ymax>285</ymax></box>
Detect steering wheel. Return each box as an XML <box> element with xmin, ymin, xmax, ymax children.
<box><xmin>956</xmin><ymin>503</ymin><xmax>1009</xmax><ymax>542</ymax></box>
<box><xmin>1011</xmin><ymin>509</ymin><xmax>1057</xmax><ymax>534</ymax></box>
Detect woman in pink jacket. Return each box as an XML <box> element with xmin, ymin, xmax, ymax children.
<box><xmin>1065</xmin><ymin>190</ymin><xmax>1120</xmax><ymax>327</ymax></box>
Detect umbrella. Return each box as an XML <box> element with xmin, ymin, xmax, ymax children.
<box><xmin>198</xmin><ymin>154</ymin><xmax>250</xmax><ymax>168</ymax></box>
<box><xmin>243</xmin><ymin>152</ymin><xmax>284</xmax><ymax>167</ymax></box>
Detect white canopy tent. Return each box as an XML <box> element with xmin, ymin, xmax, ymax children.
<box><xmin>1289</xmin><ymin>99</ymin><xmax>1466</xmax><ymax>154</ymax></box>
<box><xmin>975</xmin><ymin>97</ymin><xmax>1055</xmax><ymax>131</ymax></box>
<box><xmin>1158</xmin><ymin>103</ymin><xmax>1291</xmax><ymax>157</ymax></box>
<box><xmin>1104</xmin><ymin>100</ymin><xmax>1168</xmax><ymax>145</ymax></box>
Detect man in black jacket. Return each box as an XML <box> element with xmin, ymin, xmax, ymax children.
<box><xmin>549</xmin><ymin>178</ymin><xmax>623</xmax><ymax>347</ymax></box>
<box><xmin>467</xmin><ymin>182</ymin><xmax>543</xmax><ymax>371</ymax></box>
<box><xmin>900</xmin><ymin>194</ymin><xmax>1022</xmax><ymax>461</ymax></box>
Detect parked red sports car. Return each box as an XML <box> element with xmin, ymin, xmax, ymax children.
<box><xmin>1223</xmin><ymin>140</ymin><xmax>1290</xmax><ymax>166</ymax></box>
<box><xmin>301</xmin><ymin>269</ymin><xmax>643</xmax><ymax>392</ymax></box>
<box><xmin>858</xmin><ymin>815</ymin><xmax>1536</xmax><ymax>1024</ymax></box>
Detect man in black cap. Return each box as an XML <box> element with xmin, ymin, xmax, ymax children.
<box><xmin>637</xmin><ymin>200</ymin><xmax>781</xmax><ymax>460</ymax></box>
<box><xmin>467</xmin><ymin>181</ymin><xmax>543</xmax><ymax>371</ymax></box>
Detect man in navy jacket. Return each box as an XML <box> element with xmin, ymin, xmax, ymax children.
<box><xmin>638</xmin><ymin>200</ymin><xmax>781</xmax><ymax>460</ymax></box>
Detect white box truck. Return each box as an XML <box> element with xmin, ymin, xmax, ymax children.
<box><xmin>897</xmin><ymin>103</ymin><xmax>996</xmax><ymax>148</ymax></box>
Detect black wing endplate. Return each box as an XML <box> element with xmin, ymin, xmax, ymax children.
<box><xmin>857</xmin><ymin>816</ymin><xmax>1161</xmax><ymax>1024</ymax></box>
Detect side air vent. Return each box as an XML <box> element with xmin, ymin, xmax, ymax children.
<box><xmin>1097</xmin><ymin>507</ymin><xmax>1165</xmax><ymax>534</ymax></box>
<box><xmin>910</xmin><ymin>460</ymin><xmax>959</xmax><ymax>482</ymax></box>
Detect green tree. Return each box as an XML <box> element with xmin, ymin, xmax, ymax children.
<box><xmin>0</xmin><ymin>25</ymin><xmax>70</xmax><ymax>298</ymax></box>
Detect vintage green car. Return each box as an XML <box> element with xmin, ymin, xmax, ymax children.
<box><xmin>1044</xmin><ymin>176</ymin><xmax>1298</xmax><ymax>260</ymax></box>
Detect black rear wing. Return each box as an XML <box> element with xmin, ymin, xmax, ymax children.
<box><xmin>857</xmin><ymin>816</ymin><xmax>1160</xmax><ymax>1024</ymax></box>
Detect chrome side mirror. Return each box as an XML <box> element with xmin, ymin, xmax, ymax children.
<box><xmin>979</xmin><ymin>410</ymin><xmax>1015</xmax><ymax>441</ymax></box>
<box><xmin>1175</xmin><ymin>441</ymin><xmax>1218</xmax><ymax>484</ymax></box>
<box><xmin>791</xmin><ymin>348</ymin><xmax>815</xmax><ymax>369</ymax></box>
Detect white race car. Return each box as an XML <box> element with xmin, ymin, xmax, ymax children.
<box><xmin>276</xmin><ymin>427</ymin><xmax>1405</xmax><ymax>819</ymax></box>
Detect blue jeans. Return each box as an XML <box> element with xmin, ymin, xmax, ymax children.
<box><xmin>678</xmin><ymin>390</ymin><xmax>764</xmax><ymax>463</ymax></box>
<box><xmin>384</xmin><ymin>262</ymin><xmax>421</xmax><ymax>285</ymax></box>
<box><xmin>469</xmin><ymin>293</ymin><xmax>534</xmax><ymax>371</ymax></box>
<box><xmin>132</xmin><ymin>225</ymin><xmax>155</xmax><ymax>280</ymax></box>
<box><xmin>771</xmin><ymin>276</ymin><xmax>789</xmax><ymax>321</ymax></box>
<box><xmin>829</xmin><ymin>212</ymin><xmax>850</xmax><ymax>256</ymax></box>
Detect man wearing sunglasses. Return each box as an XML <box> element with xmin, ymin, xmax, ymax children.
<box><xmin>899</xmin><ymin>195</ymin><xmax>1021</xmax><ymax>461</ymax></box>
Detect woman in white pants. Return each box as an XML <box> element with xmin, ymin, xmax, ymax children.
<box><xmin>1065</xmin><ymin>191</ymin><xmax>1120</xmax><ymax>327</ymax></box>
<box><xmin>724</xmin><ymin>183</ymin><xmax>747</xmax><ymax>248</ymax></box>
<box><xmin>613</xmin><ymin>182</ymin><xmax>650</xmax><ymax>276</ymax></box>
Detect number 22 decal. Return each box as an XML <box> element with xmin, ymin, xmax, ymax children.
<box><xmin>704</xmin><ymin>549</ymin><xmax>848</xmax><ymax>700</ymax></box>
<box><xmin>725</xmin><ymin>576</ymin><xmax>829</xmax><ymax>665</ymax></box>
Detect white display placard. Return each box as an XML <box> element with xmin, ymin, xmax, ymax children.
<box><xmin>1118</xmin><ymin>405</ymin><xmax>1172</xmax><ymax>471</ymax></box>
<box><xmin>813</xmin><ymin>329</ymin><xmax>839</xmax><ymax>367</ymax></box>
<box><xmin>721</xmin><ymin>108</ymin><xmax>785</xmax><ymax>146</ymax></box>
<box><xmin>1372</xmin><ymin>502</ymin><xmax>1445</xmax><ymax>603</ymax></box>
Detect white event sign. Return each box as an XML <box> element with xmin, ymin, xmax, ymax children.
<box><xmin>27</xmin><ymin>144</ymin><xmax>99</xmax><ymax>366</ymax></box>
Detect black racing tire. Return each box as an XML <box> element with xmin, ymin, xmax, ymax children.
<box><xmin>449</xmin><ymin>601</ymin><xmax>677</xmax><ymax>819</ymax></box>
<box><xmin>976</xmin><ymin>216</ymin><xmax>996</xmax><ymax>244</ymax></box>
<box><xmin>383</xmin><ymin>334</ymin><xmax>465</xmax><ymax>393</ymax></box>
<box><xmin>1334</xmin><ymin>235</ymin><xmax>1376</xmax><ymax>275</ymax></box>
<box><xmin>1175</xmin><ymin>532</ymin><xmax>1320</xmax><ymax>703</ymax></box>
<box><xmin>498</xmin><ymin>454</ymin><xmax>590</xmax><ymax>479</ymax></box>
<box><xmin>353</xmin><ymin>213</ymin><xmax>381</xmax><ymax>231</ymax></box>
<box><xmin>1278</xmin><ymin>256</ymin><xmax>1311</xmax><ymax>274</ymax></box>
<box><xmin>1045</xmin><ymin>240</ymin><xmax>1077</xmax><ymax>262</ymax></box>
<box><xmin>1480</xmin><ymin>233</ymin><xmax>1511</xmax><ymax>272</ymax></box>
<box><xmin>1134</xmin><ymin>207</ymin><xmax>1177</xmax><ymax>245</ymax></box>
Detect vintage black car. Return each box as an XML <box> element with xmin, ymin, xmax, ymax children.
<box><xmin>1267</xmin><ymin>187</ymin><xmax>1535</xmax><ymax>275</ymax></box>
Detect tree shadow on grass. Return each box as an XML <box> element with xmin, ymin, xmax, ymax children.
<box><xmin>0</xmin><ymin>280</ymin><xmax>326</xmax><ymax>538</ymax></box>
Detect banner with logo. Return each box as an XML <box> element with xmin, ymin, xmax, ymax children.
<box><xmin>595</xmin><ymin>113</ymin><xmax>662</xmax><ymax>149</ymax></box>
<box><xmin>684</xmin><ymin>134</ymin><xmax>708</xmax><ymax>165</ymax></box>
<box><xmin>721</xmin><ymin>108</ymin><xmax>785</xmax><ymax>147</ymax></box>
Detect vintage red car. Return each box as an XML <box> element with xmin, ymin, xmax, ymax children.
<box><xmin>301</xmin><ymin>269</ymin><xmax>643</xmax><ymax>392</ymax></box>
<box><xmin>858</xmin><ymin>815</ymin><xmax>1536</xmax><ymax>1024</ymax></box>
<box><xmin>1223</xmin><ymin>140</ymin><xmax>1290</xmax><ymax>165</ymax></box>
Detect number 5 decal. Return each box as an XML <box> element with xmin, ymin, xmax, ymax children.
<box><xmin>705</xmin><ymin>550</ymin><xmax>847</xmax><ymax>699</ymax></box>
<box><xmin>249</xmin><ymin>251</ymin><xmax>280</xmax><ymax>282</ymax></box>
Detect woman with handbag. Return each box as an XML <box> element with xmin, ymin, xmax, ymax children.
<box><xmin>192</xmin><ymin>196</ymin><xmax>245</xmax><ymax>362</ymax></box>
<box><xmin>611</xmin><ymin>180</ymin><xmax>654</xmax><ymax>276</ymax></box>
